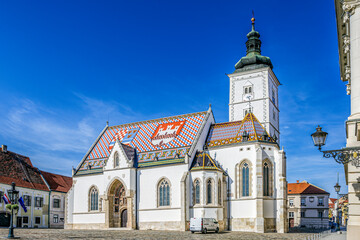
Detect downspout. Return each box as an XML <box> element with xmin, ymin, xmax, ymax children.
<box><xmin>39</xmin><ymin>170</ymin><xmax>51</xmax><ymax>228</ymax></box>
<box><xmin>227</xmin><ymin>173</ymin><xmax>230</xmax><ymax>230</ymax></box>
<box><xmin>135</xmin><ymin>168</ymin><xmax>138</xmax><ymax>229</ymax></box>
<box><xmin>48</xmin><ymin>190</ymin><xmax>51</xmax><ymax>228</ymax></box>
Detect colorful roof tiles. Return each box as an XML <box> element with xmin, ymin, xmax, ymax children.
<box><xmin>206</xmin><ymin>112</ymin><xmax>275</xmax><ymax>148</ymax></box>
<box><xmin>78</xmin><ymin>111</ymin><xmax>207</xmax><ymax>171</ymax></box>
<box><xmin>190</xmin><ymin>152</ymin><xmax>226</xmax><ymax>174</ymax></box>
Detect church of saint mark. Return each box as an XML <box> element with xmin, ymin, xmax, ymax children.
<box><xmin>65</xmin><ymin>18</ymin><xmax>288</xmax><ymax>233</ymax></box>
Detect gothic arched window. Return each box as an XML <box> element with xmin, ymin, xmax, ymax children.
<box><xmin>242</xmin><ymin>163</ymin><xmax>250</xmax><ymax>196</ymax></box>
<box><xmin>263</xmin><ymin>161</ymin><xmax>272</xmax><ymax>196</ymax></box>
<box><xmin>218</xmin><ymin>180</ymin><xmax>221</xmax><ymax>205</ymax></box>
<box><xmin>193</xmin><ymin>179</ymin><xmax>200</xmax><ymax>205</ymax></box>
<box><xmin>158</xmin><ymin>179</ymin><xmax>170</xmax><ymax>207</ymax></box>
<box><xmin>89</xmin><ymin>187</ymin><xmax>98</xmax><ymax>211</ymax></box>
<box><xmin>207</xmin><ymin>179</ymin><xmax>213</xmax><ymax>204</ymax></box>
<box><xmin>114</xmin><ymin>152</ymin><xmax>119</xmax><ymax>168</ymax></box>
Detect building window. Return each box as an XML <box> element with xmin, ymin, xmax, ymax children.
<box><xmin>263</xmin><ymin>161</ymin><xmax>272</xmax><ymax>196</ymax></box>
<box><xmin>289</xmin><ymin>212</ymin><xmax>294</xmax><ymax>218</ymax></box>
<box><xmin>301</xmin><ymin>198</ymin><xmax>306</xmax><ymax>206</ymax></box>
<box><xmin>244</xmin><ymin>86</ymin><xmax>253</xmax><ymax>95</ymax></box>
<box><xmin>318</xmin><ymin>198</ymin><xmax>324</xmax><ymax>206</ymax></box>
<box><xmin>53</xmin><ymin>198</ymin><xmax>60</xmax><ymax>208</ymax></box>
<box><xmin>241</xmin><ymin>162</ymin><xmax>250</xmax><ymax>197</ymax></box>
<box><xmin>289</xmin><ymin>199</ymin><xmax>294</xmax><ymax>206</ymax></box>
<box><xmin>318</xmin><ymin>211</ymin><xmax>323</xmax><ymax>218</ymax></box>
<box><xmin>35</xmin><ymin>217</ymin><xmax>41</xmax><ymax>224</ymax></box>
<box><xmin>53</xmin><ymin>214</ymin><xmax>59</xmax><ymax>223</ymax></box>
<box><xmin>35</xmin><ymin>197</ymin><xmax>43</xmax><ymax>207</ymax></box>
<box><xmin>207</xmin><ymin>179</ymin><xmax>213</xmax><ymax>204</ymax></box>
<box><xmin>23</xmin><ymin>216</ymin><xmax>28</xmax><ymax>224</ymax></box>
<box><xmin>0</xmin><ymin>191</ymin><xmax>3</xmax><ymax>203</ymax></box>
<box><xmin>273</xmin><ymin>110</ymin><xmax>276</xmax><ymax>120</ymax></box>
<box><xmin>309</xmin><ymin>197</ymin><xmax>314</xmax><ymax>202</ymax></box>
<box><xmin>193</xmin><ymin>179</ymin><xmax>200</xmax><ymax>205</ymax></box>
<box><xmin>114</xmin><ymin>151</ymin><xmax>119</xmax><ymax>168</ymax></box>
<box><xmin>218</xmin><ymin>180</ymin><xmax>221</xmax><ymax>205</ymax></box>
<box><xmin>272</xmin><ymin>88</ymin><xmax>276</xmax><ymax>103</ymax></box>
<box><xmin>301</xmin><ymin>211</ymin><xmax>305</xmax><ymax>218</ymax></box>
<box><xmin>158</xmin><ymin>179</ymin><xmax>170</xmax><ymax>207</ymax></box>
<box><xmin>23</xmin><ymin>195</ymin><xmax>31</xmax><ymax>206</ymax></box>
<box><xmin>90</xmin><ymin>187</ymin><xmax>99</xmax><ymax>211</ymax></box>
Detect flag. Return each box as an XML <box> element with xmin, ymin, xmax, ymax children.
<box><xmin>2</xmin><ymin>196</ymin><xmax>9</xmax><ymax>204</ymax></box>
<box><xmin>4</xmin><ymin>193</ymin><xmax>11</xmax><ymax>204</ymax></box>
<box><xmin>18</xmin><ymin>197</ymin><xmax>27</xmax><ymax>213</ymax></box>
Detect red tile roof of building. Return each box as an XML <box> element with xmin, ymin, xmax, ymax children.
<box><xmin>40</xmin><ymin>171</ymin><xmax>72</xmax><ymax>193</ymax></box>
<box><xmin>288</xmin><ymin>181</ymin><xmax>329</xmax><ymax>195</ymax></box>
<box><xmin>0</xmin><ymin>150</ymin><xmax>48</xmax><ymax>191</ymax></box>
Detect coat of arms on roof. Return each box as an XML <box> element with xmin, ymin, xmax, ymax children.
<box><xmin>151</xmin><ymin>121</ymin><xmax>185</xmax><ymax>147</ymax></box>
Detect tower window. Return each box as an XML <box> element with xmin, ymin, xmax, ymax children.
<box><xmin>244</xmin><ymin>86</ymin><xmax>253</xmax><ymax>95</ymax></box>
<box><xmin>272</xmin><ymin>88</ymin><xmax>276</xmax><ymax>103</ymax></box>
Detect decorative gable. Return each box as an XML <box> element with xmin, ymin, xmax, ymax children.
<box><xmin>103</xmin><ymin>140</ymin><xmax>136</xmax><ymax>170</ymax></box>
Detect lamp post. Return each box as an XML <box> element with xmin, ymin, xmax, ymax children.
<box><xmin>334</xmin><ymin>181</ymin><xmax>341</xmax><ymax>232</ymax></box>
<box><xmin>7</xmin><ymin>182</ymin><xmax>19</xmax><ymax>239</ymax></box>
<box><xmin>311</xmin><ymin>125</ymin><xmax>360</xmax><ymax>166</ymax></box>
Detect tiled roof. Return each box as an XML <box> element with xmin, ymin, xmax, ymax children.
<box><xmin>206</xmin><ymin>112</ymin><xmax>275</xmax><ymax>148</ymax></box>
<box><xmin>121</xmin><ymin>143</ymin><xmax>136</xmax><ymax>161</ymax></box>
<box><xmin>288</xmin><ymin>181</ymin><xmax>329</xmax><ymax>195</ymax></box>
<box><xmin>40</xmin><ymin>171</ymin><xmax>72</xmax><ymax>193</ymax></box>
<box><xmin>190</xmin><ymin>152</ymin><xmax>226</xmax><ymax>174</ymax></box>
<box><xmin>0</xmin><ymin>151</ymin><xmax>48</xmax><ymax>191</ymax></box>
<box><xmin>79</xmin><ymin>111</ymin><xmax>207</xmax><ymax>171</ymax></box>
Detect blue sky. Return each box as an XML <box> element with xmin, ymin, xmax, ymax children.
<box><xmin>0</xmin><ymin>0</ymin><xmax>348</xmax><ymax>197</ymax></box>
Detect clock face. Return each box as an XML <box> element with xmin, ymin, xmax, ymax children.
<box><xmin>243</xmin><ymin>94</ymin><xmax>253</xmax><ymax>101</ymax></box>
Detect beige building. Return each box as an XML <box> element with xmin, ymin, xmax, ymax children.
<box><xmin>287</xmin><ymin>181</ymin><xmax>329</xmax><ymax>229</ymax></box>
<box><xmin>334</xmin><ymin>1</ymin><xmax>360</xmax><ymax>239</ymax></box>
<box><xmin>41</xmin><ymin>171</ymin><xmax>72</xmax><ymax>228</ymax></box>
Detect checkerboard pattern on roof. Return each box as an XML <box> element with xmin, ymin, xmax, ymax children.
<box><xmin>206</xmin><ymin>121</ymin><xmax>242</xmax><ymax>142</ymax></box>
<box><xmin>87</xmin><ymin>111</ymin><xmax>206</xmax><ymax>160</ymax></box>
<box><xmin>206</xmin><ymin>112</ymin><xmax>272</xmax><ymax>147</ymax></box>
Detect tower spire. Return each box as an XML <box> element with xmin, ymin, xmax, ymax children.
<box><xmin>233</xmin><ymin>14</ymin><xmax>273</xmax><ymax>73</ymax></box>
<box><xmin>251</xmin><ymin>10</ymin><xmax>255</xmax><ymax>31</ymax></box>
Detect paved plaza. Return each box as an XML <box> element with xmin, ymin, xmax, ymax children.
<box><xmin>0</xmin><ymin>228</ymin><xmax>330</xmax><ymax>240</ymax></box>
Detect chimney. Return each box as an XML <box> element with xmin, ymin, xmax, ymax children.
<box><xmin>296</xmin><ymin>180</ymin><xmax>299</xmax><ymax>183</ymax></box>
<box><xmin>1</xmin><ymin>145</ymin><xmax>7</xmax><ymax>153</ymax></box>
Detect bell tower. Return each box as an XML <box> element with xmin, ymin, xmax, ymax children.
<box><xmin>228</xmin><ymin>17</ymin><xmax>280</xmax><ymax>141</ymax></box>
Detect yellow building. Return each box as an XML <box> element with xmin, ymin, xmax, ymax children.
<box><xmin>0</xmin><ymin>145</ymin><xmax>49</xmax><ymax>228</ymax></box>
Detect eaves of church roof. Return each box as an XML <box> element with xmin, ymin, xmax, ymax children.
<box><xmin>206</xmin><ymin>112</ymin><xmax>276</xmax><ymax>148</ymax></box>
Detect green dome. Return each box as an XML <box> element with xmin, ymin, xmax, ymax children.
<box><xmin>234</xmin><ymin>20</ymin><xmax>273</xmax><ymax>73</ymax></box>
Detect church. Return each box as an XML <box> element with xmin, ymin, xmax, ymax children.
<box><xmin>65</xmin><ymin>18</ymin><xmax>288</xmax><ymax>233</ymax></box>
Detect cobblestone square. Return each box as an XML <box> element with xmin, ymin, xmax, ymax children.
<box><xmin>0</xmin><ymin>229</ymin><xmax>321</xmax><ymax>240</ymax></box>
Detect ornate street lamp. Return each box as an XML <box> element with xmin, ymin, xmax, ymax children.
<box><xmin>311</xmin><ymin>125</ymin><xmax>328</xmax><ymax>150</ymax></box>
<box><xmin>7</xmin><ymin>182</ymin><xmax>19</xmax><ymax>239</ymax></box>
<box><xmin>334</xmin><ymin>180</ymin><xmax>341</xmax><ymax>232</ymax></box>
<box><xmin>311</xmin><ymin>125</ymin><xmax>360</xmax><ymax>166</ymax></box>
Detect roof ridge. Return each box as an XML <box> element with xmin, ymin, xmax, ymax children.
<box><xmin>108</xmin><ymin>110</ymin><xmax>207</xmax><ymax>129</ymax></box>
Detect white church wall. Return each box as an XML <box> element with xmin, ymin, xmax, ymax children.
<box><xmin>230</xmin><ymin>200</ymin><xmax>256</xmax><ymax>218</ymax></box>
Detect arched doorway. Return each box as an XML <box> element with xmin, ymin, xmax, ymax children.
<box><xmin>121</xmin><ymin>209</ymin><xmax>127</xmax><ymax>227</ymax></box>
<box><xmin>108</xmin><ymin>180</ymin><xmax>127</xmax><ymax>228</ymax></box>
